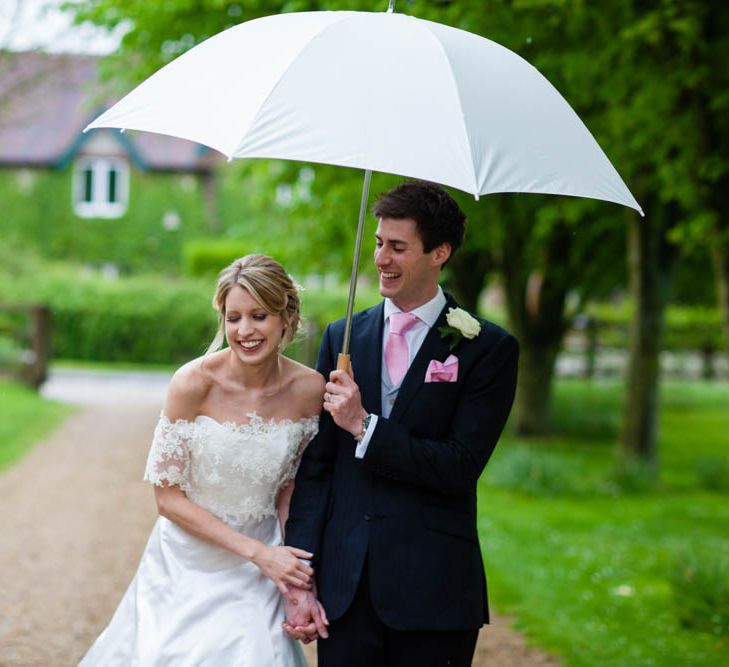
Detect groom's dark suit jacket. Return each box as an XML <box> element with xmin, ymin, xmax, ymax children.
<box><xmin>285</xmin><ymin>294</ymin><xmax>518</xmax><ymax>631</ymax></box>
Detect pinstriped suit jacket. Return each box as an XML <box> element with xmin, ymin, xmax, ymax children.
<box><xmin>285</xmin><ymin>294</ymin><xmax>518</xmax><ymax>630</ymax></box>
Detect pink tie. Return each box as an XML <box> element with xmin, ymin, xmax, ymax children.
<box><xmin>385</xmin><ymin>312</ymin><xmax>421</xmax><ymax>386</ymax></box>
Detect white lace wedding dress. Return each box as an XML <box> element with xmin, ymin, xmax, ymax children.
<box><xmin>78</xmin><ymin>412</ymin><xmax>318</xmax><ymax>667</ymax></box>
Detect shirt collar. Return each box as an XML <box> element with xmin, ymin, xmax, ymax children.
<box><xmin>384</xmin><ymin>286</ymin><xmax>446</xmax><ymax>329</ymax></box>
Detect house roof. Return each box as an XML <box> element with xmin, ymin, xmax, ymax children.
<box><xmin>0</xmin><ymin>51</ymin><xmax>214</xmax><ymax>172</ymax></box>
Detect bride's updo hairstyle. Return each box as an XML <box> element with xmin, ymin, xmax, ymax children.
<box><xmin>207</xmin><ymin>254</ymin><xmax>301</xmax><ymax>354</ymax></box>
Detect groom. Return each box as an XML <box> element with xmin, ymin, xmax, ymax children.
<box><xmin>284</xmin><ymin>180</ymin><xmax>519</xmax><ymax>666</ymax></box>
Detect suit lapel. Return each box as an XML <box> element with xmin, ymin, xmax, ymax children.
<box><xmin>389</xmin><ymin>295</ymin><xmax>457</xmax><ymax>421</ymax></box>
<box><xmin>350</xmin><ymin>302</ymin><xmax>384</xmax><ymax>414</ymax></box>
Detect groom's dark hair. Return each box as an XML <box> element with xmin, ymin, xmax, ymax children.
<box><xmin>372</xmin><ymin>180</ymin><xmax>466</xmax><ymax>259</ymax></box>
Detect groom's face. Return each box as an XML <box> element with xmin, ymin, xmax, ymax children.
<box><xmin>374</xmin><ymin>217</ymin><xmax>447</xmax><ymax>312</ymax></box>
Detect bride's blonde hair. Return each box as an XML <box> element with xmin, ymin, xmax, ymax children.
<box><xmin>207</xmin><ymin>254</ymin><xmax>301</xmax><ymax>354</ymax></box>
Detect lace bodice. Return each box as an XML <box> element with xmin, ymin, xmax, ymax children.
<box><xmin>144</xmin><ymin>412</ymin><xmax>319</xmax><ymax>524</ymax></box>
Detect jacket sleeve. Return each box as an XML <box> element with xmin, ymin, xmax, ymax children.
<box><xmin>361</xmin><ymin>332</ymin><xmax>519</xmax><ymax>496</ymax></box>
<box><xmin>283</xmin><ymin>324</ymin><xmax>338</xmax><ymax>559</ymax></box>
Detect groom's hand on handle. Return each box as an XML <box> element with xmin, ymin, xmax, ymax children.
<box><xmin>324</xmin><ymin>369</ymin><xmax>368</xmax><ymax>438</ymax></box>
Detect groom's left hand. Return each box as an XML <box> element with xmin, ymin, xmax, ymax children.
<box><xmin>324</xmin><ymin>370</ymin><xmax>367</xmax><ymax>438</ymax></box>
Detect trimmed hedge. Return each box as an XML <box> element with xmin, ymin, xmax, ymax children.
<box><xmin>182</xmin><ymin>240</ymin><xmax>256</xmax><ymax>278</ymax></box>
<box><xmin>0</xmin><ymin>263</ymin><xmax>380</xmax><ymax>365</ymax></box>
<box><xmin>0</xmin><ymin>271</ymin><xmax>215</xmax><ymax>364</ymax></box>
<box><xmin>182</xmin><ymin>239</ymin><xmax>303</xmax><ymax>279</ymax></box>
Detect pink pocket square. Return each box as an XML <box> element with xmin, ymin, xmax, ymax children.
<box><xmin>425</xmin><ymin>355</ymin><xmax>459</xmax><ymax>383</ymax></box>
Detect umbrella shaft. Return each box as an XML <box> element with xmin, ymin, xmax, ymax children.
<box><xmin>342</xmin><ymin>169</ymin><xmax>372</xmax><ymax>356</ymax></box>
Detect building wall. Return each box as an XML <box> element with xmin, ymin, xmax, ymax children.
<box><xmin>0</xmin><ymin>164</ymin><xmax>223</xmax><ymax>273</ymax></box>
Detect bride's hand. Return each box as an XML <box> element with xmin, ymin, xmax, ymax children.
<box><xmin>252</xmin><ymin>545</ymin><xmax>314</xmax><ymax>602</ymax></box>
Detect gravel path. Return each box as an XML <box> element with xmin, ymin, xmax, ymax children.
<box><xmin>0</xmin><ymin>369</ymin><xmax>558</xmax><ymax>667</ymax></box>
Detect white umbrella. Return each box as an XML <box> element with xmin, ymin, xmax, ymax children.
<box><xmin>86</xmin><ymin>5</ymin><xmax>642</xmax><ymax>367</ymax></box>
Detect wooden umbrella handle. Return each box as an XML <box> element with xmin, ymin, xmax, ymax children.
<box><xmin>337</xmin><ymin>353</ymin><xmax>351</xmax><ymax>374</ymax></box>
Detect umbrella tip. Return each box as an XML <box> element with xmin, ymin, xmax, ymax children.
<box><xmin>474</xmin><ymin>193</ymin><xmax>480</xmax><ymax>201</ymax></box>
<box><xmin>120</xmin><ymin>128</ymin><xmax>125</xmax><ymax>134</ymax></box>
<box><xmin>386</xmin><ymin>0</ymin><xmax>395</xmax><ymax>14</ymax></box>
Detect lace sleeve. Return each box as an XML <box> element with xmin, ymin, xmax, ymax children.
<box><xmin>143</xmin><ymin>414</ymin><xmax>195</xmax><ymax>489</ymax></box>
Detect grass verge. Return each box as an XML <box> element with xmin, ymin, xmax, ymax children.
<box><xmin>478</xmin><ymin>379</ymin><xmax>729</xmax><ymax>667</ymax></box>
<box><xmin>0</xmin><ymin>380</ymin><xmax>73</xmax><ymax>472</ymax></box>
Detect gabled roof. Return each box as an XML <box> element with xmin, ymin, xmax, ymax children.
<box><xmin>0</xmin><ymin>51</ymin><xmax>214</xmax><ymax>172</ymax></box>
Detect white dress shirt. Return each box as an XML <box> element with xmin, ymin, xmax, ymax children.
<box><xmin>354</xmin><ymin>287</ymin><xmax>447</xmax><ymax>458</ymax></box>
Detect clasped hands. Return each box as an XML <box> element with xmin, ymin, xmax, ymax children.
<box><xmin>282</xmin><ymin>582</ymin><xmax>329</xmax><ymax>643</ymax></box>
<box><xmin>249</xmin><ymin>543</ymin><xmax>327</xmax><ymax>641</ymax></box>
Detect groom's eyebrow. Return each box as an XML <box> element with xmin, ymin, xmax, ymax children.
<box><xmin>376</xmin><ymin>233</ymin><xmax>408</xmax><ymax>247</ymax></box>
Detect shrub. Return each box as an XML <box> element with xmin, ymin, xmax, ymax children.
<box><xmin>669</xmin><ymin>550</ymin><xmax>729</xmax><ymax>637</ymax></box>
<box><xmin>0</xmin><ymin>305</ymin><xmax>37</xmax><ymax>376</ymax></box>
<box><xmin>613</xmin><ymin>458</ymin><xmax>658</xmax><ymax>494</ymax></box>
<box><xmin>695</xmin><ymin>457</ymin><xmax>729</xmax><ymax>492</ymax></box>
<box><xmin>0</xmin><ymin>335</ymin><xmax>24</xmax><ymax>368</ymax></box>
<box><xmin>182</xmin><ymin>238</ymin><xmax>307</xmax><ymax>279</ymax></box>
<box><xmin>182</xmin><ymin>240</ymin><xmax>257</xmax><ymax>277</ymax></box>
<box><xmin>485</xmin><ymin>444</ymin><xmax>591</xmax><ymax>496</ymax></box>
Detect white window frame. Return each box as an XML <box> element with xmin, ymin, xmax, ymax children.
<box><xmin>73</xmin><ymin>157</ymin><xmax>129</xmax><ymax>218</ymax></box>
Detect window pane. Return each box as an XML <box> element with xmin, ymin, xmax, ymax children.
<box><xmin>83</xmin><ymin>168</ymin><xmax>94</xmax><ymax>202</ymax></box>
<box><xmin>108</xmin><ymin>168</ymin><xmax>117</xmax><ymax>203</ymax></box>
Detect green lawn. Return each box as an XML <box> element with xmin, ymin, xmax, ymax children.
<box><xmin>0</xmin><ymin>380</ymin><xmax>73</xmax><ymax>472</ymax></box>
<box><xmin>479</xmin><ymin>379</ymin><xmax>729</xmax><ymax>667</ymax></box>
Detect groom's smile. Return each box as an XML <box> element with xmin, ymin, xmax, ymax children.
<box><xmin>374</xmin><ymin>217</ymin><xmax>449</xmax><ymax>312</ymax></box>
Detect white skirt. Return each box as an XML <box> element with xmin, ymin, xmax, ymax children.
<box><xmin>78</xmin><ymin>515</ymin><xmax>307</xmax><ymax>667</ymax></box>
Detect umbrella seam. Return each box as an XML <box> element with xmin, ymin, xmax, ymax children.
<box><xmin>230</xmin><ymin>11</ymin><xmax>357</xmax><ymax>158</ymax></box>
<box><xmin>413</xmin><ymin>18</ymin><xmax>480</xmax><ymax>196</ymax></box>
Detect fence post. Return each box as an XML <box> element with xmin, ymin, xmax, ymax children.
<box><xmin>22</xmin><ymin>306</ymin><xmax>51</xmax><ymax>388</ymax></box>
<box><xmin>584</xmin><ymin>317</ymin><xmax>598</xmax><ymax>379</ymax></box>
<box><xmin>700</xmin><ymin>345</ymin><xmax>716</xmax><ymax>380</ymax></box>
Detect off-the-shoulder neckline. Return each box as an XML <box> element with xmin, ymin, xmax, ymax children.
<box><xmin>160</xmin><ymin>411</ymin><xmax>319</xmax><ymax>431</ymax></box>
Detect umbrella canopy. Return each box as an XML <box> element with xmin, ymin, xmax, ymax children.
<box><xmin>87</xmin><ymin>8</ymin><xmax>643</xmax><ymax>366</ymax></box>
<box><xmin>86</xmin><ymin>10</ymin><xmax>642</xmax><ymax>214</ymax></box>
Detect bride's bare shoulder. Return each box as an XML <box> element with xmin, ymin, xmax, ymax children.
<box><xmin>282</xmin><ymin>358</ymin><xmax>325</xmax><ymax>416</ymax></box>
<box><xmin>164</xmin><ymin>354</ymin><xmax>222</xmax><ymax>420</ymax></box>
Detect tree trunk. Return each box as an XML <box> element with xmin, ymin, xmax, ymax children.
<box><xmin>713</xmin><ymin>239</ymin><xmax>729</xmax><ymax>352</ymax></box>
<box><xmin>619</xmin><ymin>206</ymin><xmax>677</xmax><ymax>467</ymax></box>
<box><xmin>511</xmin><ymin>334</ymin><xmax>561</xmax><ymax>434</ymax></box>
<box><xmin>501</xmin><ymin>217</ymin><xmax>571</xmax><ymax>436</ymax></box>
<box><xmin>445</xmin><ymin>247</ymin><xmax>493</xmax><ymax>312</ymax></box>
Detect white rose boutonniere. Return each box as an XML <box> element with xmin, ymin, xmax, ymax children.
<box><xmin>439</xmin><ymin>307</ymin><xmax>482</xmax><ymax>350</ymax></box>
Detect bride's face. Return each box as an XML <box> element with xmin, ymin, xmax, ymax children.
<box><xmin>224</xmin><ymin>285</ymin><xmax>284</xmax><ymax>364</ymax></box>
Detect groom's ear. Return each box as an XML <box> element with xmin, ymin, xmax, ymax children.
<box><xmin>432</xmin><ymin>243</ymin><xmax>451</xmax><ymax>268</ymax></box>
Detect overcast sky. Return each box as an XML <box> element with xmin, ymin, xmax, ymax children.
<box><xmin>0</xmin><ymin>0</ymin><xmax>123</xmax><ymax>54</ymax></box>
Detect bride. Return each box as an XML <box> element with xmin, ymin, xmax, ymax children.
<box><xmin>79</xmin><ymin>254</ymin><xmax>328</xmax><ymax>666</ymax></box>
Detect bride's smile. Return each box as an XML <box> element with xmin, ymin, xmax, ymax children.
<box><xmin>224</xmin><ymin>285</ymin><xmax>284</xmax><ymax>364</ymax></box>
